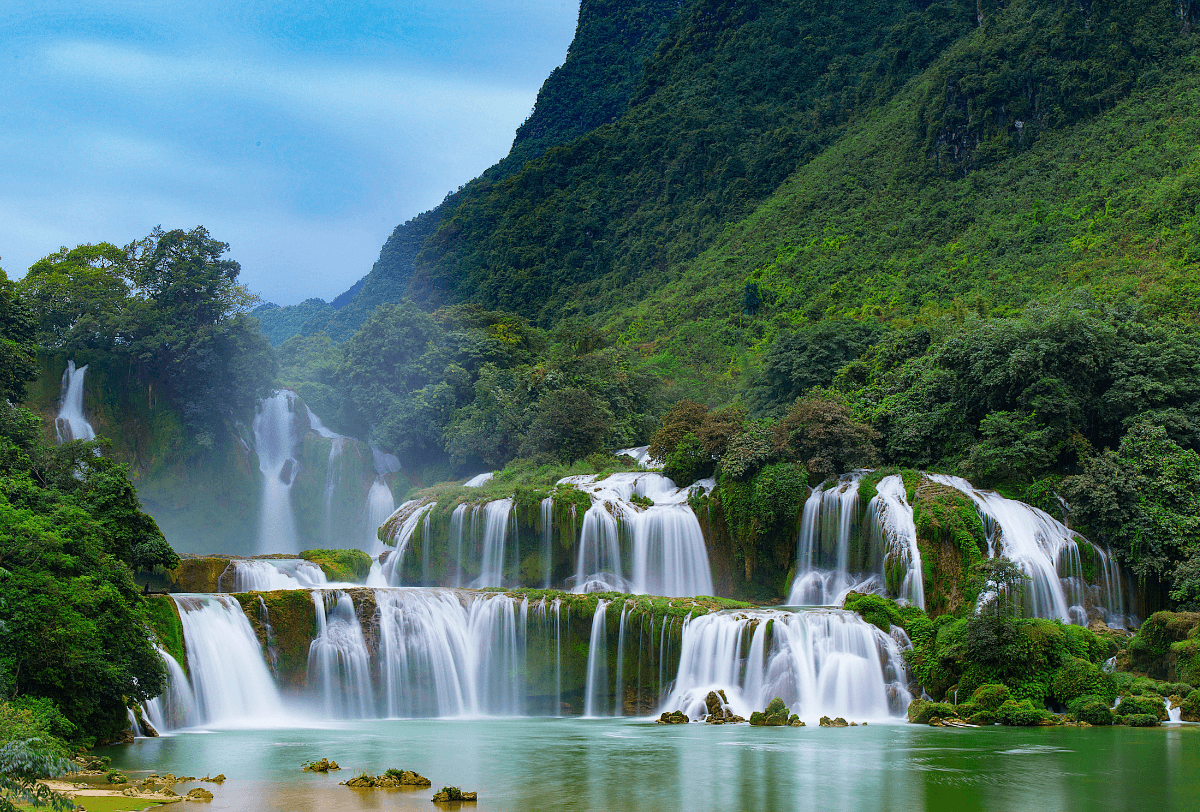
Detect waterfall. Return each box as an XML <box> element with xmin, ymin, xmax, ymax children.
<box><xmin>252</xmin><ymin>391</ymin><xmax>302</xmax><ymax>555</ymax></box>
<box><xmin>476</xmin><ymin>498</ymin><xmax>514</xmax><ymax>588</ymax></box>
<box><xmin>379</xmin><ymin>500</ymin><xmax>437</xmax><ymax>585</ymax></box>
<box><xmin>463</xmin><ymin>472</ymin><xmax>494</xmax><ymax>487</ymax></box>
<box><xmin>224</xmin><ymin>559</ymin><xmax>330</xmax><ymax>591</ymax></box>
<box><xmin>614</xmin><ymin>445</ymin><xmax>663</xmax><ymax>470</ymax></box>
<box><xmin>174</xmin><ymin>595</ymin><xmax>288</xmax><ymax>726</ymax></box>
<box><xmin>567</xmin><ymin>472</ymin><xmax>714</xmax><ymax>598</ymax></box>
<box><xmin>614</xmin><ymin>602</ymin><xmax>629</xmax><ymax>716</ymax></box>
<box><xmin>661</xmin><ymin>608</ymin><xmax>911</xmax><ymax>724</ymax></box>
<box><xmin>375</xmin><ymin>588</ymin><xmax>531</xmax><ymax>717</ymax></box>
<box><xmin>867</xmin><ymin>475</ymin><xmax>924</xmax><ymax>609</ymax></box>
<box><xmin>55</xmin><ymin>361</ymin><xmax>97</xmax><ymax>443</ymax></box>
<box><xmin>930</xmin><ymin>474</ymin><xmax>1126</xmax><ymax>624</ymax></box>
<box><xmin>364</xmin><ymin>447</ymin><xmax>400</xmax><ymax>551</ymax></box>
<box><xmin>308</xmin><ymin>591</ymin><xmax>374</xmax><ymax>718</ymax></box>
<box><xmin>789</xmin><ymin>473</ymin><xmax>880</xmax><ymax>605</ymax></box>
<box><xmin>541</xmin><ymin>497</ymin><xmax>554</xmax><ymax>589</ymax></box>
<box><xmin>142</xmin><ymin>645</ymin><xmax>196</xmax><ymax>733</ymax></box>
<box><xmin>582</xmin><ymin>600</ymin><xmax>610</xmax><ymax>717</ymax></box>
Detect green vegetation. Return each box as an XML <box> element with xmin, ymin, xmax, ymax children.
<box><xmin>300</xmin><ymin>549</ymin><xmax>372</xmax><ymax>583</ymax></box>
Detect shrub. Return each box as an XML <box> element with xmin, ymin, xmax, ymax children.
<box><xmin>1115</xmin><ymin>696</ymin><xmax>1166</xmax><ymax>720</ymax></box>
<box><xmin>970</xmin><ymin>684</ymin><xmax>1010</xmax><ymax>712</ymax></box>
<box><xmin>996</xmin><ymin>699</ymin><xmax>1053</xmax><ymax>726</ymax></box>
<box><xmin>1067</xmin><ymin>695</ymin><xmax>1113</xmax><ymax>725</ymax></box>
<box><xmin>1126</xmin><ymin>713</ymin><xmax>1161</xmax><ymax>727</ymax></box>
<box><xmin>1051</xmin><ymin>658</ymin><xmax>1117</xmax><ymax>705</ymax></box>
<box><xmin>968</xmin><ymin>710</ymin><xmax>997</xmax><ymax>725</ymax></box>
<box><xmin>907</xmin><ymin>700</ymin><xmax>959</xmax><ymax>724</ymax></box>
<box><xmin>1181</xmin><ymin>689</ymin><xmax>1200</xmax><ymax>722</ymax></box>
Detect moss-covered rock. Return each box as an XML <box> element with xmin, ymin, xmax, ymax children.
<box><xmin>1050</xmin><ymin>657</ymin><xmax>1117</xmax><ymax>705</ymax></box>
<box><xmin>1115</xmin><ymin>695</ymin><xmax>1167</xmax><ymax>721</ymax></box>
<box><xmin>143</xmin><ymin>594</ymin><xmax>187</xmax><ymax>673</ymax></box>
<box><xmin>300</xmin><ymin>549</ymin><xmax>372</xmax><ymax>582</ymax></box>
<box><xmin>1128</xmin><ymin>611</ymin><xmax>1200</xmax><ymax>679</ymax></box>
<box><xmin>1126</xmin><ymin>713</ymin><xmax>1161</xmax><ymax>727</ymax></box>
<box><xmin>1067</xmin><ymin>695</ymin><xmax>1113</xmax><ymax>725</ymax></box>
<box><xmin>911</xmin><ymin>482</ymin><xmax>986</xmax><ymax>618</ymax></box>
<box><xmin>168</xmin><ymin>557</ymin><xmax>234</xmax><ymax>592</ymax></box>
<box><xmin>969</xmin><ymin>683</ymin><xmax>1009</xmax><ymax>711</ymax></box>
<box><xmin>1181</xmin><ymin>689</ymin><xmax>1200</xmax><ymax>722</ymax></box>
<box><xmin>906</xmin><ymin>700</ymin><xmax>959</xmax><ymax>724</ymax></box>
<box><xmin>749</xmin><ymin>697</ymin><xmax>791</xmax><ymax>726</ymax></box>
<box><xmin>232</xmin><ymin>590</ymin><xmax>317</xmax><ymax>687</ymax></box>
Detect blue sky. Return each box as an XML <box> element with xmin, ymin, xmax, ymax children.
<box><xmin>1</xmin><ymin>1</ymin><xmax>579</xmax><ymax>304</ymax></box>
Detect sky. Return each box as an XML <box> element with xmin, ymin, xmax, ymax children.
<box><xmin>0</xmin><ymin>1</ymin><xmax>580</xmax><ymax>305</ymax></box>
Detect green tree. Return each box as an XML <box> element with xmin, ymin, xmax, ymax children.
<box><xmin>0</xmin><ymin>739</ymin><xmax>76</xmax><ymax>812</ymax></box>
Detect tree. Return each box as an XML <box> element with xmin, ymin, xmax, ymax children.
<box><xmin>0</xmin><ymin>274</ymin><xmax>37</xmax><ymax>404</ymax></box>
<box><xmin>774</xmin><ymin>393</ymin><xmax>879</xmax><ymax>481</ymax></box>
<box><xmin>0</xmin><ymin>739</ymin><xmax>76</xmax><ymax>812</ymax></box>
<box><xmin>969</xmin><ymin>557</ymin><xmax>1031</xmax><ymax>618</ymax></box>
<box><xmin>18</xmin><ymin>243</ymin><xmax>132</xmax><ymax>350</ymax></box>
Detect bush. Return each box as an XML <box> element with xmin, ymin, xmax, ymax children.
<box><xmin>1126</xmin><ymin>713</ymin><xmax>1161</xmax><ymax>727</ymax></box>
<box><xmin>966</xmin><ymin>683</ymin><xmax>1009</xmax><ymax>712</ymax></box>
<box><xmin>1051</xmin><ymin>658</ymin><xmax>1117</xmax><ymax>705</ymax></box>
<box><xmin>907</xmin><ymin>700</ymin><xmax>959</xmax><ymax>724</ymax></box>
<box><xmin>1067</xmin><ymin>695</ymin><xmax>1113</xmax><ymax>725</ymax></box>
<box><xmin>996</xmin><ymin>699</ymin><xmax>1053</xmax><ymax>727</ymax></box>
<box><xmin>1181</xmin><ymin>689</ymin><xmax>1200</xmax><ymax>722</ymax></box>
<box><xmin>1115</xmin><ymin>696</ymin><xmax>1167</xmax><ymax>720</ymax></box>
<box><xmin>968</xmin><ymin>710</ymin><xmax>997</xmax><ymax>725</ymax></box>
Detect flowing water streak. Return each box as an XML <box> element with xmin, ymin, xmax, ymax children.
<box><xmin>614</xmin><ymin>602</ymin><xmax>630</xmax><ymax>716</ymax></box>
<box><xmin>930</xmin><ymin>474</ymin><xmax>1126</xmax><ymax>624</ymax></box>
<box><xmin>223</xmin><ymin>559</ymin><xmax>330</xmax><ymax>591</ymax></box>
<box><xmin>541</xmin><ymin>497</ymin><xmax>554</xmax><ymax>589</ymax></box>
<box><xmin>308</xmin><ymin>591</ymin><xmax>374</xmax><ymax>718</ymax></box>
<box><xmin>55</xmin><ymin>360</ymin><xmax>97</xmax><ymax>443</ymax></box>
<box><xmin>868</xmin><ymin>475</ymin><xmax>924</xmax><ymax>609</ymax></box>
<box><xmin>253</xmin><ymin>392</ymin><xmax>302</xmax><ymax>554</ymax></box>
<box><xmin>173</xmin><ymin>595</ymin><xmax>288</xmax><ymax>726</ymax></box>
<box><xmin>566</xmin><ymin>473</ymin><xmax>713</xmax><ymax>597</ymax></box>
<box><xmin>583</xmin><ymin>600</ymin><xmax>610</xmax><ymax>717</ymax></box>
<box><xmin>375</xmin><ymin>588</ymin><xmax>531</xmax><ymax>717</ymax></box>
<box><xmin>476</xmin><ymin>499</ymin><xmax>514</xmax><ymax>588</ymax></box>
<box><xmin>141</xmin><ymin>645</ymin><xmax>196</xmax><ymax>733</ymax></box>
<box><xmin>380</xmin><ymin>500</ymin><xmax>437</xmax><ymax>585</ymax></box>
<box><xmin>789</xmin><ymin>473</ymin><xmax>880</xmax><ymax>605</ymax></box>
<box><xmin>662</xmin><ymin>608</ymin><xmax>911</xmax><ymax>723</ymax></box>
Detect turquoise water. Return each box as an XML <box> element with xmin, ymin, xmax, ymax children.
<box><xmin>100</xmin><ymin>719</ymin><xmax>1199</xmax><ymax>812</ymax></box>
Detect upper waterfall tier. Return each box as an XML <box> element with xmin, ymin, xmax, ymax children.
<box><xmin>55</xmin><ymin>360</ymin><xmax>97</xmax><ymax>444</ymax></box>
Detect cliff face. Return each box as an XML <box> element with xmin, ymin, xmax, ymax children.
<box><xmin>255</xmin><ymin>0</ymin><xmax>682</xmax><ymax>345</ymax></box>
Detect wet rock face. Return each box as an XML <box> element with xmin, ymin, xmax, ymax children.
<box><xmin>656</xmin><ymin>710</ymin><xmax>690</xmax><ymax>724</ymax></box>
<box><xmin>749</xmin><ymin>697</ymin><xmax>792</xmax><ymax>726</ymax></box>
<box><xmin>818</xmin><ymin>716</ymin><xmax>849</xmax><ymax>727</ymax></box>
<box><xmin>302</xmin><ymin>758</ymin><xmax>341</xmax><ymax>772</ymax></box>
<box><xmin>702</xmin><ymin>690</ymin><xmax>746</xmax><ymax>724</ymax></box>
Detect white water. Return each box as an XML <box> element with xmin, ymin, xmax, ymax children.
<box><xmin>376</xmin><ymin>589</ymin><xmax>531</xmax><ymax>717</ymax></box>
<box><xmin>582</xmin><ymin>600</ymin><xmax>610</xmax><ymax>717</ymax></box>
<box><xmin>173</xmin><ymin>595</ymin><xmax>289</xmax><ymax>727</ymax></box>
<box><xmin>661</xmin><ymin>608</ymin><xmax>911</xmax><ymax>724</ymax></box>
<box><xmin>308</xmin><ymin>591</ymin><xmax>374</xmax><ymax>718</ymax></box>
<box><xmin>477</xmin><ymin>498</ymin><xmax>515</xmax><ymax>588</ymax></box>
<box><xmin>868</xmin><ymin>475</ymin><xmax>924</xmax><ymax>609</ymax></box>
<box><xmin>788</xmin><ymin>473</ymin><xmax>881</xmax><ymax>605</ymax></box>
<box><xmin>224</xmin><ymin>559</ymin><xmax>330</xmax><ymax>591</ymax></box>
<box><xmin>379</xmin><ymin>500</ymin><xmax>437</xmax><ymax>584</ymax></box>
<box><xmin>565</xmin><ymin>472</ymin><xmax>714</xmax><ymax>597</ymax></box>
<box><xmin>141</xmin><ymin>645</ymin><xmax>196</xmax><ymax>733</ymax></box>
<box><xmin>930</xmin><ymin>475</ymin><xmax>1127</xmax><ymax>625</ymax></box>
<box><xmin>55</xmin><ymin>360</ymin><xmax>97</xmax><ymax>443</ymax></box>
<box><xmin>253</xmin><ymin>391</ymin><xmax>302</xmax><ymax>555</ymax></box>
<box><xmin>463</xmin><ymin>472</ymin><xmax>494</xmax><ymax>487</ymax></box>
<box><xmin>615</xmin><ymin>445</ymin><xmax>663</xmax><ymax>470</ymax></box>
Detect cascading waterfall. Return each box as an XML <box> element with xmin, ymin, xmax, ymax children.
<box><xmin>930</xmin><ymin>474</ymin><xmax>1127</xmax><ymax>625</ymax></box>
<box><xmin>661</xmin><ymin>608</ymin><xmax>911</xmax><ymax>724</ymax></box>
<box><xmin>308</xmin><ymin>591</ymin><xmax>374</xmax><ymax>718</ymax></box>
<box><xmin>541</xmin><ymin>497</ymin><xmax>554</xmax><ymax>589</ymax></box>
<box><xmin>614</xmin><ymin>445</ymin><xmax>663</xmax><ymax>470</ymax></box>
<box><xmin>789</xmin><ymin>473</ymin><xmax>880</xmax><ymax>605</ymax></box>
<box><xmin>174</xmin><ymin>595</ymin><xmax>289</xmax><ymax>726</ymax></box>
<box><xmin>477</xmin><ymin>498</ymin><xmax>515</xmax><ymax>588</ymax></box>
<box><xmin>253</xmin><ymin>391</ymin><xmax>302</xmax><ymax>555</ymax></box>
<box><xmin>380</xmin><ymin>500</ymin><xmax>437</xmax><ymax>584</ymax></box>
<box><xmin>141</xmin><ymin>645</ymin><xmax>196</xmax><ymax>733</ymax></box>
<box><xmin>363</xmin><ymin>447</ymin><xmax>400</xmax><ymax>549</ymax></box>
<box><xmin>867</xmin><ymin>475</ymin><xmax>924</xmax><ymax>610</ymax></box>
<box><xmin>55</xmin><ymin>361</ymin><xmax>97</xmax><ymax>444</ymax></box>
<box><xmin>375</xmin><ymin>588</ymin><xmax>531</xmax><ymax>717</ymax></box>
<box><xmin>582</xmin><ymin>600</ymin><xmax>610</xmax><ymax>717</ymax></box>
<box><xmin>223</xmin><ymin>559</ymin><xmax>330</xmax><ymax>591</ymax></box>
<box><xmin>567</xmin><ymin>473</ymin><xmax>714</xmax><ymax>598</ymax></box>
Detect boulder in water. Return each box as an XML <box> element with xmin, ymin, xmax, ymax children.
<box><xmin>185</xmin><ymin>787</ymin><xmax>215</xmax><ymax>802</ymax></box>
<box><xmin>432</xmin><ymin>786</ymin><xmax>477</xmax><ymax>802</ymax></box>
<box><xmin>749</xmin><ymin>697</ymin><xmax>790</xmax><ymax>726</ymax></box>
<box><xmin>657</xmin><ymin>710</ymin><xmax>689</xmax><ymax>724</ymax></box>
<box><xmin>302</xmin><ymin>759</ymin><xmax>341</xmax><ymax>772</ymax></box>
<box><xmin>818</xmin><ymin>716</ymin><xmax>849</xmax><ymax>727</ymax></box>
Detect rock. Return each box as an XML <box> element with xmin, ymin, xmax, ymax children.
<box><xmin>185</xmin><ymin>788</ymin><xmax>214</xmax><ymax>802</ymax></box>
<box><xmin>432</xmin><ymin>786</ymin><xmax>477</xmax><ymax>802</ymax></box>
<box><xmin>302</xmin><ymin>758</ymin><xmax>341</xmax><ymax>772</ymax></box>
<box><xmin>200</xmin><ymin>774</ymin><xmax>225</xmax><ymax>783</ymax></box>
<box><xmin>656</xmin><ymin>710</ymin><xmax>689</xmax><ymax>724</ymax></box>
<box><xmin>122</xmin><ymin>787</ymin><xmax>141</xmax><ymax>796</ymax></box>
<box><xmin>787</xmin><ymin>715</ymin><xmax>804</xmax><ymax>727</ymax></box>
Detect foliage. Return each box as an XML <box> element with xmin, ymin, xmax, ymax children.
<box><xmin>968</xmin><ymin>557</ymin><xmax>1030</xmax><ymax>618</ymax></box>
<box><xmin>0</xmin><ymin>273</ymin><xmax>37</xmax><ymax>404</ymax></box>
<box><xmin>749</xmin><ymin>320</ymin><xmax>887</xmax><ymax>414</ymax></box>
<box><xmin>1067</xmin><ymin>695</ymin><xmax>1113</xmax><ymax>726</ymax></box>
<box><xmin>995</xmin><ymin>699</ymin><xmax>1053</xmax><ymax>727</ymax></box>
<box><xmin>299</xmin><ymin>549</ymin><xmax>373</xmax><ymax>583</ymax></box>
<box><xmin>0</xmin><ymin>738</ymin><xmax>76</xmax><ymax>812</ymax></box>
<box><xmin>1050</xmin><ymin>658</ymin><xmax>1117</xmax><ymax>705</ymax></box>
<box><xmin>773</xmin><ymin>393</ymin><xmax>879</xmax><ymax>482</ymax></box>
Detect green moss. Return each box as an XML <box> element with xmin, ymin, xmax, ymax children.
<box><xmin>912</xmin><ymin>482</ymin><xmax>986</xmax><ymax>618</ymax></box>
<box><xmin>1051</xmin><ymin>657</ymin><xmax>1117</xmax><ymax>705</ymax></box>
<box><xmin>143</xmin><ymin>594</ymin><xmax>187</xmax><ymax>673</ymax></box>
<box><xmin>300</xmin><ymin>548</ymin><xmax>372</xmax><ymax>582</ymax></box>
<box><xmin>969</xmin><ymin>684</ymin><xmax>1009</xmax><ymax>711</ymax></box>
<box><xmin>168</xmin><ymin>557</ymin><xmax>234</xmax><ymax>592</ymax></box>
<box><xmin>233</xmin><ymin>590</ymin><xmax>317</xmax><ymax>687</ymax></box>
<box><xmin>1181</xmin><ymin>689</ymin><xmax>1200</xmax><ymax>722</ymax></box>
<box><xmin>1127</xmin><ymin>713</ymin><xmax>1161</xmax><ymax>727</ymax></box>
<box><xmin>906</xmin><ymin>700</ymin><xmax>959</xmax><ymax>724</ymax></box>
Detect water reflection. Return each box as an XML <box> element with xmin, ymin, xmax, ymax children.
<box><xmin>100</xmin><ymin>720</ymin><xmax>1200</xmax><ymax>812</ymax></box>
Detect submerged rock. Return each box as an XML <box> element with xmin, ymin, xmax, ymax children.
<box><xmin>199</xmin><ymin>774</ymin><xmax>226</xmax><ymax>783</ymax></box>
<box><xmin>302</xmin><ymin>759</ymin><xmax>341</xmax><ymax>772</ymax></box>
<box><xmin>432</xmin><ymin>786</ymin><xmax>477</xmax><ymax>802</ymax></box>
<box><xmin>657</xmin><ymin>710</ymin><xmax>689</xmax><ymax>724</ymax></box>
<box><xmin>749</xmin><ymin>697</ymin><xmax>792</xmax><ymax>727</ymax></box>
<box><xmin>185</xmin><ymin>787</ymin><xmax>215</xmax><ymax>802</ymax></box>
<box><xmin>342</xmin><ymin>769</ymin><xmax>431</xmax><ymax>788</ymax></box>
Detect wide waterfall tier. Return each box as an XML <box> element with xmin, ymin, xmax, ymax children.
<box><xmin>662</xmin><ymin>608</ymin><xmax>912</xmax><ymax>724</ymax></box>
<box><xmin>55</xmin><ymin>360</ymin><xmax>97</xmax><ymax>444</ymax></box>
<box><xmin>223</xmin><ymin>559</ymin><xmax>330</xmax><ymax>591</ymax></box>
<box><xmin>930</xmin><ymin>475</ymin><xmax>1128</xmax><ymax>626</ymax></box>
<box><xmin>153</xmin><ymin>588</ymin><xmax>784</xmax><ymax>723</ymax></box>
<box><xmin>789</xmin><ymin>472</ymin><xmax>922</xmax><ymax>608</ymax></box>
<box><xmin>378</xmin><ymin>473</ymin><xmax>715</xmax><ymax>597</ymax></box>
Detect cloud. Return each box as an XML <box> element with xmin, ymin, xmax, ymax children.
<box><xmin>0</xmin><ymin>2</ymin><xmax>579</xmax><ymax>304</ymax></box>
